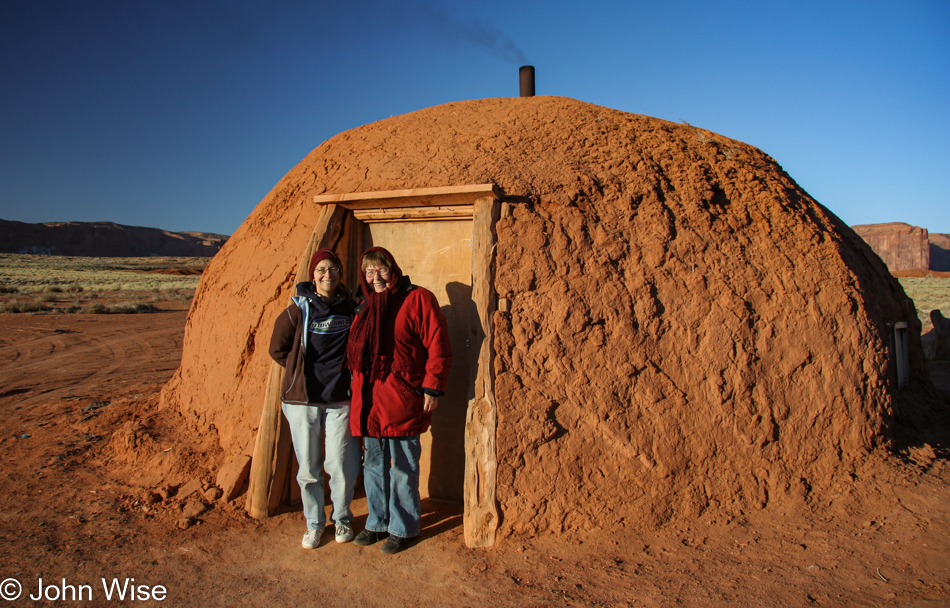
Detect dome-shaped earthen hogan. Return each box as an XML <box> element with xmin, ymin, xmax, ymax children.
<box><xmin>161</xmin><ymin>96</ymin><xmax>925</xmax><ymax>536</ymax></box>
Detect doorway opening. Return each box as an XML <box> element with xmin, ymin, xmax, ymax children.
<box><xmin>247</xmin><ymin>185</ymin><xmax>502</xmax><ymax>546</ymax></box>
<box><xmin>316</xmin><ymin>184</ymin><xmax>502</xmax><ymax>546</ymax></box>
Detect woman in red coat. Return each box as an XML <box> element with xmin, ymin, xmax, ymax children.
<box><xmin>345</xmin><ymin>247</ymin><xmax>452</xmax><ymax>554</ymax></box>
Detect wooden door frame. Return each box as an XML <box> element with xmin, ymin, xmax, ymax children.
<box><xmin>314</xmin><ymin>184</ymin><xmax>501</xmax><ymax>548</ymax></box>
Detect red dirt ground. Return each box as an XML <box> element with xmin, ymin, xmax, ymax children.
<box><xmin>891</xmin><ymin>270</ymin><xmax>950</xmax><ymax>279</ymax></box>
<box><xmin>1</xmin><ymin>307</ymin><xmax>949</xmax><ymax>607</ymax></box>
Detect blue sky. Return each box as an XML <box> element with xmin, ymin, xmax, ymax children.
<box><xmin>1</xmin><ymin>0</ymin><xmax>947</xmax><ymax>235</ymax></box>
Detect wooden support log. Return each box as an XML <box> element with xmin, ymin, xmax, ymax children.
<box><xmin>464</xmin><ymin>195</ymin><xmax>500</xmax><ymax>547</ymax></box>
<box><xmin>269</xmin><ymin>409</ymin><xmax>295</xmax><ymax>513</ymax></box>
<box><xmin>245</xmin><ymin>204</ymin><xmax>348</xmax><ymax>520</ymax></box>
<box><xmin>245</xmin><ymin>362</ymin><xmax>285</xmax><ymax>519</ymax></box>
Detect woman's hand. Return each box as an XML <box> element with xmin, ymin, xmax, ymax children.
<box><xmin>423</xmin><ymin>394</ymin><xmax>439</xmax><ymax>413</ymax></box>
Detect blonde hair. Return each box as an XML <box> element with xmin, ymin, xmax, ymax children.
<box><xmin>361</xmin><ymin>251</ymin><xmax>391</xmax><ymax>271</ymax></box>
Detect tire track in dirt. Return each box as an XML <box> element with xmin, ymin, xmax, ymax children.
<box><xmin>0</xmin><ymin>329</ymin><xmax>112</xmax><ymax>403</ymax></box>
<box><xmin>0</xmin><ymin>325</ymin><xmax>71</xmax><ymax>367</ymax></box>
<box><xmin>0</xmin><ymin>338</ymin><xmax>23</xmax><ymax>365</ymax></box>
<box><xmin>0</xmin><ymin>311</ymin><xmax>189</xmax><ymax>411</ymax></box>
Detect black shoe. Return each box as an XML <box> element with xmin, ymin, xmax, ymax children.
<box><xmin>380</xmin><ymin>535</ymin><xmax>414</xmax><ymax>555</ymax></box>
<box><xmin>354</xmin><ymin>529</ymin><xmax>388</xmax><ymax>546</ymax></box>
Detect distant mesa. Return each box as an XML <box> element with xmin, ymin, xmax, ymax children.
<box><xmin>0</xmin><ymin>219</ymin><xmax>228</xmax><ymax>257</ymax></box>
<box><xmin>852</xmin><ymin>222</ymin><xmax>950</xmax><ymax>272</ymax></box>
<box><xmin>932</xmin><ymin>233</ymin><xmax>950</xmax><ymax>271</ymax></box>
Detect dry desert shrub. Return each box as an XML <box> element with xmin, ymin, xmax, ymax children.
<box><xmin>79</xmin><ymin>303</ymin><xmax>108</xmax><ymax>314</ymax></box>
<box><xmin>78</xmin><ymin>301</ymin><xmax>157</xmax><ymax>314</ymax></box>
<box><xmin>0</xmin><ymin>297</ymin><xmax>158</xmax><ymax>314</ymax></box>
<box><xmin>108</xmin><ymin>302</ymin><xmax>157</xmax><ymax>314</ymax></box>
<box><xmin>0</xmin><ymin>299</ymin><xmax>46</xmax><ymax>313</ymax></box>
<box><xmin>167</xmin><ymin>289</ymin><xmax>194</xmax><ymax>301</ymax></box>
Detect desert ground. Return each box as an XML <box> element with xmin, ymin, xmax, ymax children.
<box><xmin>1</xmin><ymin>260</ymin><xmax>949</xmax><ymax>607</ymax></box>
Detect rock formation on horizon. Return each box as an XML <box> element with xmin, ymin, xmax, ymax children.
<box><xmin>931</xmin><ymin>233</ymin><xmax>950</xmax><ymax>271</ymax></box>
<box><xmin>852</xmin><ymin>222</ymin><xmax>950</xmax><ymax>272</ymax></box>
<box><xmin>0</xmin><ymin>219</ymin><xmax>227</xmax><ymax>257</ymax></box>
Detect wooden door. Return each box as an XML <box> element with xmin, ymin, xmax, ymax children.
<box><xmin>362</xmin><ymin>219</ymin><xmax>473</xmax><ymax>501</ymax></box>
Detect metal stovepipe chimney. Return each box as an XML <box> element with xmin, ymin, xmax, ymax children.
<box><xmin>519</xmin><ymin>65</ymin><xmax>535</xmax><ymax>97</ymax></box>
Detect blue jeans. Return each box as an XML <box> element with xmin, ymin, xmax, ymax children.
<box><xmin>282</xmin><ymin>401</ymin><xmax>361</xmax><ymax>531</ymax></box>
<box><xmin>362</xmin><ymin>436</ymin><xmax>422</xmax><ymax>539</ymax></box>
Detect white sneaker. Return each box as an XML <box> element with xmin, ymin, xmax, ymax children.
<box><xmin>302</xmin><ymin>527</ymin><xmax>323</xmax><ymax>549</ymax></box>
<box><xmin>335</xmin><ymin>521</ymin><xmax>354</xmax><ymax>544</ymax></box>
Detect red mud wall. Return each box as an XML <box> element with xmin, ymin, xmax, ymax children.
<box><xmin>161</xmin><ymin>96</ymin><xmax>925</xmax><ymax>535</ymax></box>
<box><xmin>492</xmin><ymin>167</ymin><xmax>918</xmax><ymax>535</ymax></box>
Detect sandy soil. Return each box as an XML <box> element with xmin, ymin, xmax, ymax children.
<box><xmin>1</xmin><ymin>307</ymin><xmax>949</xmax><ymax>607</ymax></box>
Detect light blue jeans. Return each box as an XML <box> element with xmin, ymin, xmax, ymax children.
<box><xmin>363</xmin><ymin>436</ymin><xmax>422</xmax><ymax>539</ymax></box>
<box><xmin>282</xmin><ymin>401</ymin><xmax>360</xmax><ymax>531</ymax></box>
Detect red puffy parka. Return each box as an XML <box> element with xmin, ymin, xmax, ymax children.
<box><xmin>349</xmin><ymin>278</ymin><xmax>452</xmax><ymax>438</ymax></box>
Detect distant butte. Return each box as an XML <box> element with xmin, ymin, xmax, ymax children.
<box><xmin>852</xmin><ymin>222</ymin><xmax>950</xmax><ymax>272</ymax></box>
<box><xmin>0</xmin><ymin>219</ymin><xmax>227</xmax><ymax>257</ymax></box>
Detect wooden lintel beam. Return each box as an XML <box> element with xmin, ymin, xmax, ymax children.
<box><xmin>353</xmin><ymin>205</ymin><xmax>474</xmax><ymax>223</ymax></box>
<box><xmin>314</xmin><ymin>184</ymin><xmax>500</xmax><ymax>210</ymax></box>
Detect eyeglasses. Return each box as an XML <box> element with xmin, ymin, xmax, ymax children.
<box><xmin>363</xmin><ymin>267</ymin><xmax>391</xmax><ymax>279</ymax></box>
<box><xmin>314</xmin><ymin>266</ymin><xmax>341</xmax><ymax>275</ymax></box>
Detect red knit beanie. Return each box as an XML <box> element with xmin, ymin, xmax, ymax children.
<box><xmin>307</xmin><ymin>248</ymin><xmax>341</xmax><ymax>281</ymax></box>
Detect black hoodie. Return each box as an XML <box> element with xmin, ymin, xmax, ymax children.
<box><xmin>269</xmin><ymin>282</ymin><xmax>354</xmax><ymax>404</ymax></box>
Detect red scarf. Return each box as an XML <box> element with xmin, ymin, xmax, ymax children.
<box><xmin>345</xmin><ymin>247</ymin><xmax>404</xmax><ymax>382</ymax></box>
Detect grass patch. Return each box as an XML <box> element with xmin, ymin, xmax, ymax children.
<box><xmin>0</xmin><ymin>254</ymin><xmax>209</xmax><ymax>292</ymax></box>
<box><xmin>0</xmin><ymin>254</ymin><xmax>208</xmax><ymax>314</ymax></box>
<box><xmin>897</xmin><ymin>276</ymin><xmax>950</xmax><ymax>328</ymax></box>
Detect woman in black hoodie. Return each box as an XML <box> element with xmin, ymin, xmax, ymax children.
<box><xmin>269</xmin><ymin>248</ymin><xmax>359</xmax><ymax>549</ymax></box>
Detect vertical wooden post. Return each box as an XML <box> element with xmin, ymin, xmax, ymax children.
<box><xmin>464</xmin><ymin>196</ymin><xmax>500</xmax><ymax>547</ymax></box>
<box><xmin>246</xmin><ymin>362</ymin><xmax>285</xmax><ymax>519</ymax></box>
<box><xmin>245</xmin><ymin>204</ymin><xmax>348</xmax><ymax>519</ymax></box>
<box><xmin>268</xmin><ymin>411</ymin><xmax>295</xmax><ymax>513</ymax></box>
